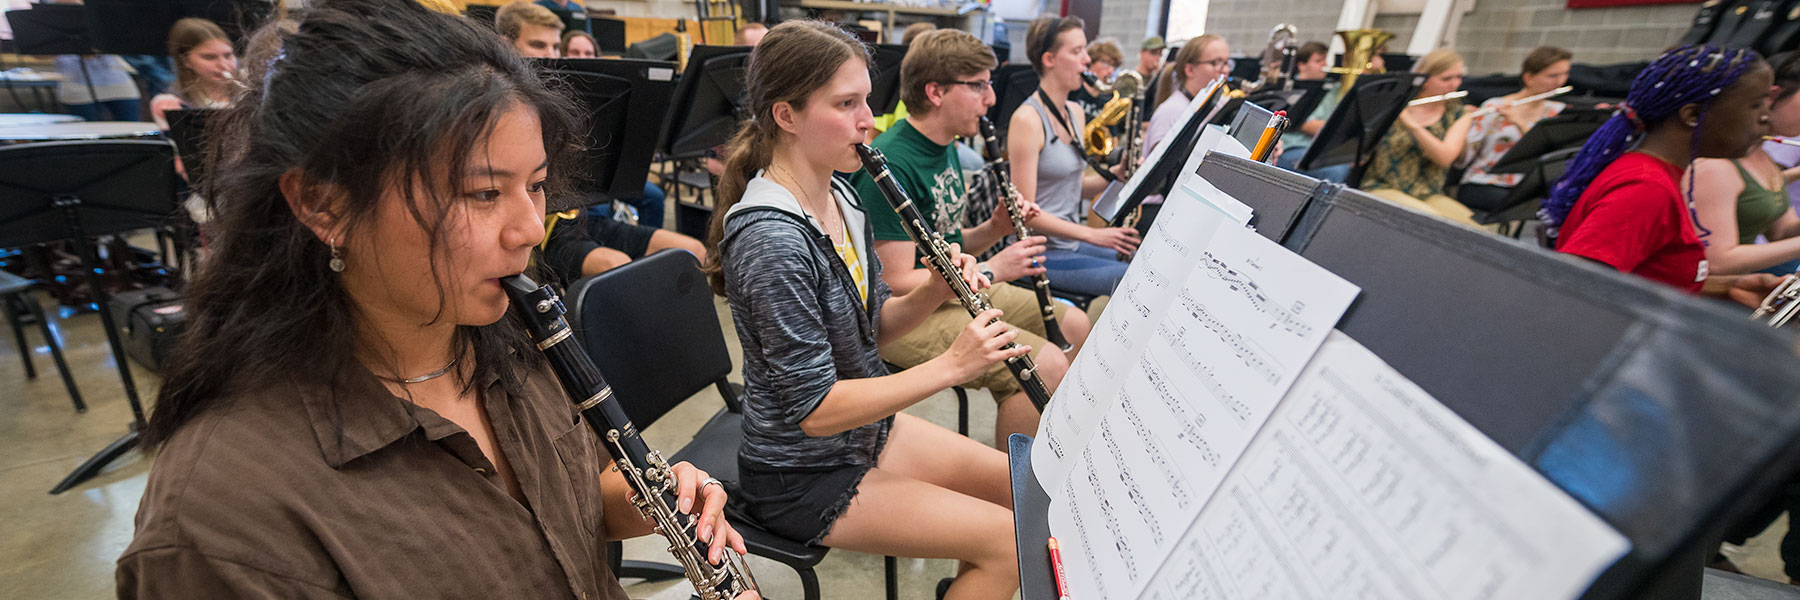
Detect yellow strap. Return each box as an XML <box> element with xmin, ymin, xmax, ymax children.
<box><xmin>540</xmin><ymin>209</ymin><xmax>581</xmax><ymax>251</ymax></box>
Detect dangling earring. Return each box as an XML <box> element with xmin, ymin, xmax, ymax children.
<box><xmin>328</xmin><ymin>234</ymin><xmax>345</xmax><ymax>273</ymax></box>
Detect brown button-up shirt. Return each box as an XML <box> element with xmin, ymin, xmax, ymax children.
<box><xmin>116</xmin><ymin>361</ymin><xmax>632</xmax><ymax>600</ymax></box>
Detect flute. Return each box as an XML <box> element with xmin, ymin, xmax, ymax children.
<box><xmin>1767</xmin><ymin>136</ymin><xmax>1800</xmax><ymax>148</ymax></box>
<box><xmin>1471</xmin><ymin>85</ymin><xmax>1575</xmax><ymax>116</ymax></box>
<box><xmin>1408</xmin><ymin>90</ymin><xmax>1468</xmax><ymax>106</ymax></box>
<box><xmin>855</xmin><ymin>143</ymin><xmax>1055</xmax><ymax>411</ymax></box>
<box><xmin>979</xmin><ymin>115</ymin><xmax>1072</xmax><ymax>352</ymax></box>
<box><xmin>1250</xmin><ymin>110</ymin><xmax>1289</xmax><ymax>162</ymax></box>
<box><xmin>500</xmin><ymin>275</ymin><xmax>758</xmax><ymax>600</ymax></box>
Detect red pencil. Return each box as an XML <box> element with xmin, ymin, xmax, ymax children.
<box><xmin>1048</xmin><ymin>537</ymin><xmax>1072</xmax><ymax>600</ymax></box>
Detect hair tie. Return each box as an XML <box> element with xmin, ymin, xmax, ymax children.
<box><xmin>1618</xmin><ymin>101</ymin><xmax>1645</xmax><ymax>132</ymax></box>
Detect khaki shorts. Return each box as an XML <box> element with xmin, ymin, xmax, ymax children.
<box><xmin>879</xmin><ymin>283</ymin><xmax>1068</xmax><ymax>398</ymax></box>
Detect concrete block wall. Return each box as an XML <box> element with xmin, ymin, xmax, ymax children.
<box><xmin>1194</xmin><ymin>0</ymin><xmax>1699</xmax><ymax>75</ymax></box>
<box><xmin>1455</xmin><ymin>0</ymin><xmax>1695</xmax><ymax>74</ymax></box>
<box><xmin>1097</xmin><ymin>0</ymin><xmax>1158</xmax><ymax>68</ymax></box>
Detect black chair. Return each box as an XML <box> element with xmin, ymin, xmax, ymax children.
<box><xmin>566</xmin><ymin>249</ymin><xmax>843</xmax><ymax>600</ymax></box>
<box><xmin>1</xmin><ymin>270</ymin><xmax>81</xmax><ymax>411</ymax></box>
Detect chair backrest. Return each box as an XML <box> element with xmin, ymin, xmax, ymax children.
<box><xmin>565</xmin><ymin>249</ymin><xmax>734</xmax><ymax>429</ymax></box>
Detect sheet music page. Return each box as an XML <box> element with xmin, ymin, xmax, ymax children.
<box><xmin>1031</xmin><ymin>190</ymin><xmax>1234</xmax><ymax>486</ymax></box>
<box><xmin>1167</xmin><ymin>127</ymin><xmax>1254</xmax><ymax>224</ymax></box>
<box><xmin>1045</xmin><ymin>220</ymin><xmax>1361</xmax><ymax>596</ymax></box>
<box><xmin>1139</xmin><ymin>332</ymin><xmax>1630</xmax><ymax>600</ymax></box>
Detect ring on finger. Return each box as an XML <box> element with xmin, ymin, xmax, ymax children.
<box><xmin>701</xmin><ymin>477</ymin><xmax>724</xmax><ymax>492</ymax></box>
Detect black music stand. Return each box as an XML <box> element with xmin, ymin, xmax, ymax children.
<box><xmin>173</xmin><ymin>0</ymin><xmax>270</xmax><ymax>44</ymax></box>
<box><xmin>1103</xmin><ymin>85</ymin><xmax>1228</xmax><ymax>228</ymax></box>
<box><xmin>658</xmin><ymin>45</ymin><xmax>751</xmax><ymax>158</ymax></box>
<box><xmin>534</xmin><ymin>58</ymin><xmax>678</xmax><ymax>206</ymax></box>
<box><xmin>84</xmin><ymin>1</ymin><xmax>270</xmax><ymax>56</ymax></box>
<box><xmin>1295</xmin><ymin>72</ymin><xmax>1426</xmax><ymax>187</ymax></box>
<box><xmin>868</xmin><ymin>43</ymin><xmax>907</xmax><ymax>116</ymax></box>
<box><xmin>1489</xmin><ymin>108</ymin><xmax>1612</xmax><ymax>175</ymax></box>
<box><xmin>9</xmin><ymin>3</ymin><xmax>100</xmax><ymax>106</ymax></box>
<box><xmin>0</xmin><ymin>140</ymin><xmax>180</xmax><ymax>494</ymax></box>
<box><xmin>1244</xmin><ymin>78</ymin><xmax>1326</xmax><ymax>120</ymax></box>
<box><xmin>1476</xmin><ymin>146</ymin><xmax>1580</xmax><ymax>230</ymax></box>
<box><xmin>591</xmin><ymin>16</ymin><xmax>627</xmax><ymax>54</ymax></box>
<box><xmin>164</xmin><ymin>108</ymin><xmax>214</xmax><ymax>189</ymax></box>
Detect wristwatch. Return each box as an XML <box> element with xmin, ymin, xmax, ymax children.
<box><xmin>977</xmin><ymin>262</ymin><xmax>995</xmax><ymax>283</ymax></box>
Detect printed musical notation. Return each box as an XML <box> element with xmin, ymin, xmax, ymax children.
<box><xmin>1198</xmin><ymin>251</ymin><xmax>1313</xmax><ymax>337</ymax></box>
<box><xmin>1180</xmin><ymin>292</ymin><xmax>1281</xmax><ymax>385</ymax></box>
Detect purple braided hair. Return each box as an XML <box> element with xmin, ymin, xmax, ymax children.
<box><xmin>1541</xmin><ymin>44</ymin><xmax>1759</xmax><ymax>237</ymax></box>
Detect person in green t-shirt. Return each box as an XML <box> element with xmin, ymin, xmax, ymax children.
<box><xmin>850</xmin><ymin>29</ymin><xmax>1092</xmax><ymax>448</ymax></box>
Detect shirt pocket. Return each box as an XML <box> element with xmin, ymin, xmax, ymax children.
<box><xmin>551</xmin><ymin>416</ymin><xmax>610</xmax><ymax>541</ymax></box>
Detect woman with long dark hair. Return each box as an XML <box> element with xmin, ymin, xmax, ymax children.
<box><xmin>704</xmin><ymin>20</ymin><xmax>1022</xmax><ymax>600</ymax></box>
<box><xmin>1548</xmin><ymin>44</ymin><xmax>1781</xmax><ymax>304</ymax></box>
<box><xmin>116</xmin><ymin>1</ymin><xmax>750</xmax><ymax>597</ymax></box>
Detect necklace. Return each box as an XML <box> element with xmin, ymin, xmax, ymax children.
<box><xmin>376</xmin><ymin>355</ymin><xmax>460</xmax><ymax>385</ymax></box>
<box><xmin>770</xmin><ymin>162</ymin><xmax>842</xmax><ymax>240</ymax></box>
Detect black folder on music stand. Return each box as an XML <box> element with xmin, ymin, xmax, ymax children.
<box><xmin>534</xmin><ymin>58</ymin><xmax>677</xmax><ymax>205</ymax></box>
<box><xmin>165</xmin><ymin>108</ymin><xmax>215</xmax><ymax>191</ymax></box>
<box><xmin>1477</xmin><ymin>146</ymin><xmax>1580</xmax><ymax>227</ymax></box>
<box><xmin>1296</xmin><ymin>72</ymin><xmax>1426</xmax><ymax>187</ymax></box>
<box><xmin>1489</xmin><ymin>108</ymin><xmax>1612</xmax><ymax>175</ymax></box>
<box><xmin>1102</xmin><ymin>85</ymin><xmax>1229</xmax><ymax>228</ymax></box>
<box><xmin>868</xmin><ymin>43</ymin><xmax>907</xmax><ymax>116</ymax></box>
<box><xmin>658</xmin><ymin>45</ymin><xmax>751</xmax><ymax>158</ymax></box>
<box><xmin>1244</xmin><ymin>79</ymin><xmax>1326</xmax><ymax>121</ymax></box>
<box><xmin>986</xmin><ymin>64</ymin><xmax>1038</xmax><ymax>141</ymax></box>
<box><xmin>8</xmin><ymin>3</ymin><xmax>100</xmax><ymax>105</ymax></box>
<box><xmin>0</xmin><ymin>140</ymin><xmax>181</xmax><ymax>494</ymax></box>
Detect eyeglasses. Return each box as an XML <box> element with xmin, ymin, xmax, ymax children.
<box><xmin>1198</xmin><ymin>58</ymin><xmax>1234</xmax><ymax>71</ymax></box>
<box><xmin>941</xmin><ymin>79</ymin><xmax>995</xmax><ymax>92</ymax></box>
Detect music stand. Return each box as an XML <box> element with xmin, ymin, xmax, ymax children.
<box><xmin>172</xmin><ymin>0</ymin><xmax>271</xmax><ymax>44</ymax></box>
<box><xmin>534</xmin><ymin>58</ymin><xmax>678</xmax><ymax>205</ymax></box>
<box><xmin>866</xmin><ymin>43</ymin><xmax>907</xmax><ymax>116</ymax></box>
<box><xmin>591</xmin><ymin>17</ymin><xmax>627</xmax><ymax>54</ymax></box>
<box><xmin>1103</xmin><ymin>83</ymin><xmax>1229</xmax><ymax>228</ymax></box>
<box><xmin>1296</xmin><ymin>72</ymin><xmax>1426</xmax><ymax>187</ymax></box>
<box><xmin>1475</xmin><ymin>146</ymin><xmax>1581</xmax><ymax>228</ymax></box>
<box><xmin>1489</xmin><ymin>108</ymin><xmax>1612</xmax><ymax>175</ymax></box>
<box><xmin>0</xmin><ymin>140</ymin><xmax>180</xmax><ymax>494</ymax></box>
<box><xmin>658</xmin><ymin>45</ymin><xmax>751</xmax><ymax>158</ymax></box>
<box><xmin>164</xmin><ymin>108</ymin><xmax>214</xmax><ymax>190</ymax></box>
<box><xmin>1244</xmin><ymin>79</ymin><xmax>1325</xmax><ymax>118</ymax></box>
<box><xmin>9</xmin><ymin>3</ymin><xmax>100</xmax><ymax>106</ymax></box>
<box><xmin>82</xmin><ymin>0</ymin><xmax>176</xmax><ymax>56</ymax></box>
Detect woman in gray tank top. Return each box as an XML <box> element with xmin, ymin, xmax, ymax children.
<box><xmin>1006</xmin><ymin>16</ymin><xmax>1136</xmax><ymax>297</ymax></box>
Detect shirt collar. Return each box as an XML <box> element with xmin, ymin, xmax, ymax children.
<box><xmin>299</xmin><ymin>361</ymin><xmax>506</xmax><ymax>469</ymax></box>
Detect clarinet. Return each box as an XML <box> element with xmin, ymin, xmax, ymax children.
<box><xmin>500</xmin><ymin>275</ymin><xmax>757</xmax><ymax>600</ymax></box>
<box><xmin>855</xmin><ymin>143</ymin><xmax>1055</xmax><ymax>411</ymax></box>
<box><xmin>978</xmin><ymin>116</ymin><xmax>1072</xmax><ymax>353</ymax></box>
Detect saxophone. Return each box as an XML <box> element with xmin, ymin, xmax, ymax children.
<box><xmin>979</xmin><ymin>115</ymin><xmax>1072</xmax><ymax>353</ymax></box>
<box><xmin>500</xmin><ymin>275</ymin><xmax>757</xmax><ymax>600</ymax></box>
<box><xmin>855</xmin><ymin>144</ymin><xmax>1055</xmax><ymax>411</ymax></box>
<box><xmin>1752</xmin><ymin>273</ymin><xmax>1800</xmax><ymax>327</ymax></box>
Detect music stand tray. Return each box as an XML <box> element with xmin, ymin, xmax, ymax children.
<box><xmin>533</xmin><ymin>58</ymin><xmax>677</xmax><ymax>205</ymax></box>
<box><xmin>0</xmin><ymin>140</ymin><xmax>181</xmax><ymax>494</ymax></box>
<box><xmin>1296</xmin><ymin>72</ymin><xmax>1426</xmax><ymax>187</ymax></box>
<box><xmin>658</xmin><ymin>45</ymin><xmax>752</xmax><ymax>158</ymax></box>
<box><xmin>1489</xmin><ymin>108</ymin><xmax>1612</xmax><ymax>175</ymax></box>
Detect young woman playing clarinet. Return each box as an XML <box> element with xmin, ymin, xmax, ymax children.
<box><xmin>1547</xmin><ymin>44</ymin><xmax>1782</xmax><ymax>305</ymax></box>
<box><xmin>704</xmin><ymin>20</ymin><xmax>1022</xmax><ymax>600</ymax></box>
<box><xmin>116</xmin><ymin>1</ymin><xmax>751</xmax><ymax>597</ymax></box>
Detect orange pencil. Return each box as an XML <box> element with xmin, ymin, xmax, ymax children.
<box><xmin>1048</xmin><ymin>537</ymin><xmax>1072</xmax><ymax>600</ymax></box>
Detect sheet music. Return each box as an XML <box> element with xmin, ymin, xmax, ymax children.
<box><xmin>1168</xmin><ymin>127</ymin><xmax>1253</xmax><ymax>224</ymax></box>
<box><xmin>1032</xmin><ymin>188</ymin><xmax>1234</xmax><ymax>486</ymax></box>
<box><xmin>1043</xmin><ymin>220</ymin><xmax>1359</xmax><ymax>595</ymax></box>
<box><xmin>1135</xmin><ymin>332</ymin><xmax>1629</xmax><ymax>600</ymax></box>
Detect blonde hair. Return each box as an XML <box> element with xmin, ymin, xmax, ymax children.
<box><xmin>705</xmin><ymin>21</ymin><xmax>870</xmax><ymax>294</ymax></box>
<box><xmin>1156</xmin><ymin>34</ymin><xmax>1222</xmax><ymax>107</ymax></box>
<box><xmin>1414</xmin><ymin>48</ymin><xmax>1464</xmax><ymax>78</ymax></box>
<box><xmin>495</xmin><ymin>1</ymin><xmax>561</xmax><ymax>42</ymax></box>
<box><xmin>900</xmin><ymin>29</ymin><xmax>995</xmax><ymax>117</ymax></box>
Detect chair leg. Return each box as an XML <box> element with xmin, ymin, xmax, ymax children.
<box><xmin>797</xmin><ymin>566</ymin><xmax>822</xmax><ymax>600</ymax></box>
<box><xmin>953</xmin><ymin>386</ymin><xmax>969</xmax><ymax>437</ymax></box>
<box><xmin>6</xmin><ymin>294</ymin><xmax>36</xmax><ymax>379</ymax></box>
<box><xmin>29</xmin><ymin>295</ymin><xmax>83</xmax><ymax>412</ymax></box>
<box><xmin>884</xmin><ymin>556</ymin><xmax>898</xmax><ymax>600</ymax></box>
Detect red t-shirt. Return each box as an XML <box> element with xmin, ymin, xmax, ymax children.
<box><xmin>1556</xmin><ymin>152</ymin><xmax>1707</xmax><ymax>293</ymax></box>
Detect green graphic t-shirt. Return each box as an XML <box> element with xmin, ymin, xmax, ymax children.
<box><xmin>852</xmin><ymin>119</ymin><xmax>968</xmax><ymax>256</ymax></box>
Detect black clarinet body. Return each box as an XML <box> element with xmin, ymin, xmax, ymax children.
<box><xmin>978</xmin><ymin>116</ymin><xmax>1073</xmax><ymax>353</ymax></box>
<box><xmin>500</xmin><ymin>275</ymin><xmax>756</xmax><ymax>600</ymax></box>
<box><xmin>855</xmin><ymin>143</ymin><xmax>1054</xmax><ymax>411</ymax></box>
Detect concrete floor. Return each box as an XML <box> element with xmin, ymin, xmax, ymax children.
<box><xmin>0</xmin><ymin>288</ymin><xmax>1011</xmax><ymax>599</ymax></box>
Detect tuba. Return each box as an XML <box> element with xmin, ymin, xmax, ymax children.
<box><xmin>1327</xmin><ymin>29</ymin><xmax>1394</xmax><ymax>93</ymax></box>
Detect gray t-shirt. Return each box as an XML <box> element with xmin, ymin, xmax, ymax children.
<box><xmin>1024</xmin><ymin>95</ymin><xmax>1089</xmax><ymax>252</ymax></box>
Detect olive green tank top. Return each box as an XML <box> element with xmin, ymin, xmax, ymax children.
<box><xmin>1734</xmin><ymin>160</ymin><xmax>1790</xmax><ymax>245</ymax></box>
